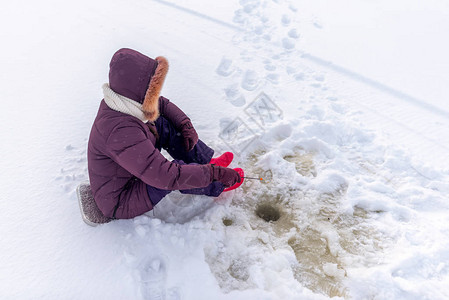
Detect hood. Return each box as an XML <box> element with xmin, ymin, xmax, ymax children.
<box><xmin>108</xmin><ymin>48</ymin><xmax>168</xmax><ymax>122</ymax></box>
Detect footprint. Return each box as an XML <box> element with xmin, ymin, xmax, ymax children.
<box><xmin>266</xmin><ymin>73</ymin><xmax>280</xmax><ymax>84</ymax></box>
<box><xmin>265</xmin><ymin>64</ymin><xmax>276</xmax><ymax>71</ymax></box>
<box><xmin>224</xmin><ymin>84</ymin><xmax>246</xmax><ymax>107</ymax></box>
<box><xmin>288</xmin><ymin>29</ymin><xmax>300</xmax><ymax>39</ymax></box>
<box><xmin>216</xmin><ymin>57</ymin><xmax>235</xmax><ymax>77</ymax></box>
<box><xmin>260</xmin><ymin>15</ymin><xmax>270</xmax><ymax>24</ymax></box>
<box><xmin>281</xmin><ymin>14</ymin><xmax>291</xmax><ymax>26</ymax></box>
<box><xmin>263</xmin><ymin>34</ymin><xmax>272</xmax><ymax>41</ymax></box>
<box><xmin>255</xmin><ymin>25</ymin><xmax>264</xmax><ymax>35</ymax></box>
<box><xmin>230</xmin><ymin>95</ymin><xmax>246</xmax><ymax>107</ymax></box>
<box><xmin>286</xmin><ymin>66</ymin><xmax>296</xmax><ymax>75</ymax></box>
<box><xmin>241</xmin><ymin>0</ymin><xmax>260</xmax><ymax>14</ymax></box>
<box><xmin>58</xmin><ymin>144</ymin><xmax>88</xmax><ymax>194</ymax></box>
<box><xmin>314</xmin><ymin>74</ymin><xmax>325</xmax><ymax>82</ymax></box>
<box><xmin>241</xmin><ymin>70</ymin><xmax>259</xmax><ymax>91</ymax></box>
<box><xmin>167</xmin><ymin>288</ymin><xmax>182</xmax><ymax>300</ymax></box>
<box><xmin>224</xmin><ymin>83</ymin><xmax>239</xmax><ymax>99</ymax></box>
<box><xmin>233</xmin><ymin>9</ymin><xmax>245</xmax><ymax>24</ymax></box>
<box><xmin>219</xmin><ymin>117</ymin><xmax>233</xmax><ymax>130</ymax></box>
<box><xmin>289</xmin><ymin>4</ymin><xmax>298</xmax><ymax>12</ymax></box>
<box><xmin>264</xmin><ymin>60</ymin><xmax>276</xmax><ymax>71</ymax></box>
<box><xmin>294</xmin><ymin>72</ymin><xmax>305</xmax><ymax>81</ymax></box>
<box><xmin>139</xmin><ymin>258</ymin><xmax>168</xmax><ymax>300</ymax></box>
<box><xmin>282</xmin><ymin>38</ymin><xmax>295</xmax><ymax>50</ymax></box>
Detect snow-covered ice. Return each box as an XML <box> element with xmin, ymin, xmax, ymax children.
<box><xmin>1</xmin><ymin>0</ymin><xmax>449</xmax><ymax>299</ymax></box>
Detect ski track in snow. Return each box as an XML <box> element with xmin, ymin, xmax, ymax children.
<box><xmin>2</xmin><ymin>0</ymin><xmax>449</xmax><ymax>299</ymax></box>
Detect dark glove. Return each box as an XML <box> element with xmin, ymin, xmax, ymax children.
<box><xmin>180</xmin><ymin>120</ymin><xmax>198</xmax><ymax>152</ymax></box>
<box><xmin>210</xmin><ymin>165</ymin><xmax>241</xmax><ymax>188</ymax></box>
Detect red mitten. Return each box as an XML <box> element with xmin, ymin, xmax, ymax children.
<box><xmin>210</xmin><ymin>165</ymin><xmax>241</xmax><ymax>188</ymax></box>
<box><xmin>223</xmin><ymin>168</ymin><xmax>244</xmax><ymax>192</ymax></box>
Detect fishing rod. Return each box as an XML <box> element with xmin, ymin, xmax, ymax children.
<box><xmin>242</xmin><ymin>176</ymin><xmax>264</xmax><ymax>181</ymax></box>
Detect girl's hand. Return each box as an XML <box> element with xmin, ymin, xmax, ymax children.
<box><xmin>180</xmin><ymin>120</ymin><xmax>198</xmax><ymax>152</ymax></box>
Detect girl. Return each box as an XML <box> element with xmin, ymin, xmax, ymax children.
<box><xmin>87</xmin><ymin>48</ymin><xmax>243</xmax><ymax>219</ymax></box>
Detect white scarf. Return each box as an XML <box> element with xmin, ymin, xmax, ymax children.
<box><xmin>102</xmin><ymin>83</ymin><xmax>148</xmax><ymax>123</ymax></box>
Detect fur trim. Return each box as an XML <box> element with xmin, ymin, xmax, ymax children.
<box><xmin>142</xmin><ymin>56</ymin><xmax>169</xmax><ymax>121</ymax></box>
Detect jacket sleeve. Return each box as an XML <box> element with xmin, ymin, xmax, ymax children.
<box><xmin>159</xmin><ymin>96</ymin><xmax>190</xmax><ymax>129</ymax></box>
<box><xmin>106</xmin><ymin>121</ymin><xmax>212</xmax><ymax>190</ymax></box>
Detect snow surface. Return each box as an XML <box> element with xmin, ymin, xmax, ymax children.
<box><xmin>1</xmin><ymin>0</ymin><xmax>449</xmax><ymax>299</ymax></box>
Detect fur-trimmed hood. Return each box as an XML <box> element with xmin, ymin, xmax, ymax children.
<box><xmin>108</xmin><ymin>48</ymin><xmax>168</xmax><ymax>122</ymax></box>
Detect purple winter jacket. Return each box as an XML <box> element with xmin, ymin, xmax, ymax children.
<box><xmin>87</xmin><ymin>49</ymin><xmax>213</xmax><ymax>219</ymax></box>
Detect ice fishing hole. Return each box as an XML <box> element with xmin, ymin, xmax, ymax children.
<box><xmin>256</xmin><ymin>203</ymin><xmax>281</xmax><ymax>222</ymax></box>
<box><xmin>222</xmin><ymin>218</ymin><xmax>233</xmax><ymax>226</ymax></box>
